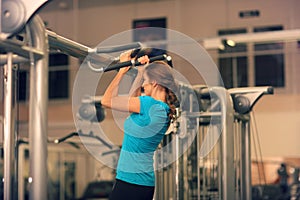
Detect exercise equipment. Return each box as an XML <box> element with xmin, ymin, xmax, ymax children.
<box><xmin>154</xmin><ymin>85</ymin><xmax>273</xmax><ymax>200</ymax></box>
<box><xmin>1</xmin><ymin>0</ymin><xmax>48</xmax><ymax>39</ymax></box>
<box><xmin>0</xmin><ymin>1</ymin><xmax>276</xmax><ymax>199</ymax></box>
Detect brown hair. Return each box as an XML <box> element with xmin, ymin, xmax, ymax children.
<box><xmin>145</xmin><ymin>61</ymin><xmax>179</xmax><ymax>122</ymax></box>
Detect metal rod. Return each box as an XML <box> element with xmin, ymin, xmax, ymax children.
<box><xmin>28</xmin><ymin>15</ymin><xmax>49</xmax><ymax>200</ymax></box>
<box><xmin>94</xmin><ymin>42</ymin><xmax>142</xmax><ymax>53</ymax></box>
<box><xmin>173</xmin><ymin>133</ymin><xmax>180</xmax><ymax>200</ymax></box>
<box><xmin>47</xmin><ymin>30</ymin><xmax>90</xmax><ymax>58</ymax></box>
<box><xmin>196</xmin><ymin>117</ymin><xmax>200</xmax><ymax>200</ymax></box>
<box><xmin>0</xmin><ymin>54</ymin><xmax>28</xmax><ymax>65</ymax></box>
<box><xmin>0</xmin><ymin>38</ymin><xmax>44</xmax><ymax>60</ymax></box>
<box><xmin>235</xmin><ymin>121</ymin><xmax>241</xmax><ymax>199</ymax></box>
<box><xmin>240</xmin><ymin>120</ymin><xmax>252</xmax><ymax>200</ymax></box>
<box><xmin>3</xmin><ymin>52</ymin><xmax>17</xmax><ymax>200</ymax></box>
<box><xmin>47</xmin><ymin>30</ymin><xmax>141</xmax><ymax>65</ymax></box>
<box><xmin>0</xmin><ymin>29</ymin><xmax>93</xmax><ymax>62</ymax></box>
<box><xmin>211</xmin><ymin>87</ymin><xmax>235</xmax><ymax>200</ymax></box>
<box><xmin>47</xmin><ymin>29</ymin><xmax>116</xmax><ymax>75</ymax></box>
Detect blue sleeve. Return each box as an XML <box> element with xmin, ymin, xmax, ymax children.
<box><xmin>124</xmin><ymin>96</ymin><xmax>169</xmax><ymax>138</ymax></box>
<box><xmin>139</xmin><ymin>96</ymin><xmax>152</xmax><ymax>116</ymax></box>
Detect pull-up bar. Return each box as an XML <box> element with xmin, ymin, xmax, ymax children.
<box><xmin>47</xmin><ymin>30</ymin><xmax>171</xmax><ymax>73</ymax></box>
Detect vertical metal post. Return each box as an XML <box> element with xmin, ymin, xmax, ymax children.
<box><xmin>168</xmin><ymin>133</ymin><xmax>174</xmax><ymax>199</ymax></box>
<box><xmin>154</xmin><ymin>145</ymin><xmax>164</xmax><ymax>200</ymax></box>
<box><xmin>240</xmin><ymin>119</ymin><xmax>252</xmax><ymax>200</ymax></box>
<box><xmin>173</xmin><ymin>133</ymin><xmax>180</xmax><ymax>200</ymax></box>
<box><xmin>154</xmin><ymin>151</ymin><xmax>159</xmax><ymax>199</ymax></box>
<box><xmin>159</xmin><ymin>145</ymin><xmax>164</xmax><ymax>199</ymax></box>
<box><xmin>212</xmin><ymin>87</ymin><xmax>235</xmax><ymax>200</ymax></box>
<box><xmin>27</xmin><ymin>15</ymin><xmax>49</xmax><ymax>200</ymax></box>
<box><xmin>196</xmin><ymin>117</ymin><xmax>200</xmax><ymax>200</ymax></box>
<box><xmin>3</xmin><ymin>52</ymin><xmax>17</xmax><ymax>200</ymax></box>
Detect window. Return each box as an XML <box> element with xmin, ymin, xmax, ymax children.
<box><xmin>255</xmin><ymin>54</ymin><xmax>284</xmax><ymax>87</ymax></box>
<box><xmin>18</xmin><ymin>70</ymin><xmax>28</xmax><ymax>101</ymax></box>
<box><xmin>16</xmin><ymin>53</ymin><xmax>69</xmax><ymax>102</ymax></box>
<box><xmin>132</xmin><ymin>17</ymin><xmax>167</xmax><ymax>56</ymax></box>
<box><xmin>254</xmin><ymin>25</ymin><xmax>285</xmax><ymax>87</ymax></box>
<box><xmin>218</xmin><ymin>28</ymin><xmax>248</xmax><ymax>88</ymax></box>
<box><xmin>48</xmin><ymin>53</ymin><xmax>69</xmax><ymax>99</ymax></box>
<box><xmin>218</xmin><ymin>25</ymin><xmax>285</xmax><ymax>89</ymax></box>
<box><xmin>219</xmin><ymin>57</ymin><xmax>248</xmax><ymax>88</ymax></box>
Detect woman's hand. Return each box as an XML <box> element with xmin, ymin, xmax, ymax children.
<box><xmin>118</xmin><ymin>50</ymin><xmax>133</xmax><ymax>75</ymax></box>
<box><xmin>119</xmin><ymin>50</ymin><xmax>132</xmax><ymax>62</ymax></box>
<box><xmin>118</xmin><ymin>66</ymin><xmax>131</xmax><ymax>75</ymax></box>
<box><xmin>137</xmin><ymin>55</ymin><xmax>150</xmax><ymax>65</ymax></box>
<box><xmin>137</xmin><ymin>55</ymin><xmax>150</xmax><ymax>73</ymax></box>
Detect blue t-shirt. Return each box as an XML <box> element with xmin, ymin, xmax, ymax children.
<box><xmin>116</xmin><ymin>96</ymin><xmax>170</xmax><ymax>186</ymax></box>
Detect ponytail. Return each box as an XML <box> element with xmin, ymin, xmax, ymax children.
<box><xmin>165</xmin><ymin>88</ymin><xmax>179</xmax><ymax>122</ymax></box>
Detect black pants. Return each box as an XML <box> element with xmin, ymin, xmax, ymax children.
<box><xmin>109</xmin><ymin>179</ymin><xmax>155</xmax><ymax>200</ymax></box>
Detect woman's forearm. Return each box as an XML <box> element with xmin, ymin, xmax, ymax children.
<box><xmin>129</xmin><ymin>71</ymin><xmax>143</xmax><ymax>97</ymax></box>
<box><xmin>101</xmin><ymin>53</ymin><xmax>148</xmax><ymax>108</ymax></box>
<box><xmin>101</xmin><ymin>71</ymin><xmax>125</xmax><ymax>108</ymax></box>
<box><xmin>129</xmin><ymin>56</ymin><xmax>149</xmax><ymax>97</ymax></box>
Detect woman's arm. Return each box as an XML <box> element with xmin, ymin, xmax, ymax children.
<box><xmin>101</xmin><ymin>52</ymin><xmax>148</xmax><ymax>113</ymax></box>
<box><xmin>128</xmin><ymin>55</ymin><xmax>149</xmax><ymax>97</ymax></box>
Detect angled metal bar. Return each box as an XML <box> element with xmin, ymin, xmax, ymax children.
<box><xmin>0</xmin><ymin>38</ymin><xmax>44</xmax><ymax>60</ymax></box>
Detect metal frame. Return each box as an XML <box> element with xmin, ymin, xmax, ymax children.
<box><xmin>0</xmin><ymin>11</ymin><xmax>102</xmax><ymax>200</ymax></box>
<box><xmin>154</xmin><ymin>86</ymin><xmax>272</xmax><ymax>200</ymax></box>
<box><xmin>3</xmin><ymin>52</ymin><xmax>17</xmax><ymax>200</ymax></box>
<box><xmin>27</xmin><ymin>15</ymin><xmax>49</xmax><ymax>200</ymax></box>
<box><xmin>1</xmin><ymin>15</ymin><xmax>49</xmax><ymax>200</ymax></box>
<box><xmin>0</xmin><ymin>1</ymin><xmax>275</xmax><ymax>199</ymax></box>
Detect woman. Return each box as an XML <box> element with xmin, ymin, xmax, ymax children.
<box><xmin>101</xmin><ymin>50</ymin><xmax>178</xmax><ymax>200</ymax></box>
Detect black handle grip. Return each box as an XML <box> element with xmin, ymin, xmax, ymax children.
<box><xmin>103</xmin><ymin>54</ymin><xmax>168</xmax><ymax>72</ymax></box>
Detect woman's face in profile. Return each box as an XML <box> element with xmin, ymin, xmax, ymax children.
<box><xmin>142</xmin><ymin>73</ymin><xmax>153</xmax><ymax>96</ymax></box>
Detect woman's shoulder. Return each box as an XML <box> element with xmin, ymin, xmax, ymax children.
<box><xmin>139</xmin><ymin>95</ymin><xmax>158</xmax><ymax>103</ymax></box>
<box><xmin>139</xmin><ymin>95</ymin><xmax>152</xmax><ymax>100</ymax></box>
<box><xmin>139</xmin><ymin>95</ymin><xmax>155</xmax><ymax>105</ymax></box>
<box><xmin>139</xmin><ymin>96</ymin><xmax>169</xmax><ymax>109</ymax></box>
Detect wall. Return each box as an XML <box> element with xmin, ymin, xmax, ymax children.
<box><xmin>36</xmin><ymin>0</ymin><xmax>300</xmax><ymax>158</ymax></box>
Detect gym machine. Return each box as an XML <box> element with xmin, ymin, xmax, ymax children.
<box><xmin>154</xmin><ymin>85</ymin><xmax>273</xmax><ymax>200</ymax></box>
<box><xmin>1</xmin><ymin>1</ymin><xmax>275</xmax><ymax>199</ymax></box>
